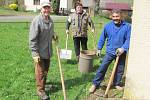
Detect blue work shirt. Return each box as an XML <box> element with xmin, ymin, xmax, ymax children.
<box><xmin>97</xmin><ymin>20</ymin><xmax>131</xmax><ymax>55</ymax></box>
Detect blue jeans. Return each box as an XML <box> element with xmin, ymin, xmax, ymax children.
<box><xmin>93</xmin><ymin>53</ymin><xmax>126</xmax><ymax>87</ymax></box>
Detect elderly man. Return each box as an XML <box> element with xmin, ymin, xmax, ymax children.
<box><xmin>29</xmin><ymin>1</ymin><xmax>57</xmax><ymax>99</ymax></box>
<box><xmin>66</xmin><ymin>2</ymin><xmax>95</xmax><ymax>62</ymax></box>
<box><xmin>89</xmin><ymin>9</ymin><xmax>131</xmax><ymax>93</ymax></box>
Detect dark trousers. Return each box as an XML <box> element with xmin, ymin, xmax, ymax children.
<box><xmin>73</xmin><ymin>37</ymin><xmax>88</xmax><ymax>56</ymax></box>
<box><xmin>93</xmin><ymin>53</ymin><xmax>126</xmax><ymax>87</ymax></box>
<box><xmin>34</xmin><ymin>59</ymin><xmax>50</xmax><ymax>93</ymax></box>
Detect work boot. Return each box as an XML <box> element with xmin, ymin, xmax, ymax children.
<box><xmin>37</xmin><ymin>91</ymin><xmax>49</xmax><ymax>100</ymax></box>
<box><xmin>89</xmin><ymin>84</ymin><xmax>96</xmax><ymax>93</ymax></box>
<box><xmin>115</xmin><ymin>85</ymin><xmax>124</xmax><ymax>90</ymax></box>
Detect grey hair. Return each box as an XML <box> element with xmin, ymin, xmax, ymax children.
<box><xmin>111</xmin><ymin>9</ymin><xmax>122</xmax><ymax>14</ymax></box>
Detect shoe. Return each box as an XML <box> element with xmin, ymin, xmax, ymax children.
<box><xmin>115</xmin><ymin>85</ymin><xmax>124</xmax><ymax>90</ymax></box>
<box><xmin>37</xmin><ymin>91</ymin><xmax>49</xmax><ymax>100</ymax></box>
<box><xmin>89</xmin><ymin>84</ymin><xmax>96</xmax><ymax>93</ymax></box>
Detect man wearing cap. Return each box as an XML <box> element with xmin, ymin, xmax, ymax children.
<box><xmin>66</xmin><ymin>2</ymin><xmax>95</xmax><ymax>62</ymax></box>
<box><xmin>29</xmin><ymin>1</ymin><xmax>58</xmax><ymax>99</ymax></box>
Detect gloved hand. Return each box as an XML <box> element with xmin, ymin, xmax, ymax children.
<box><xmin>66</xmin><ymin>30</ymin><xmax>69</xmax><ymax>34</ymax></box>
<box><xmin>91</xmin><ymin>29</ymin><xmax>95</xmax><ymax>33</ymax></box>
<box><xmin>96</xmin><ymin>49</ymin><xmax>101</xmax><ymax>57</ymax></box>
<box><xmin>33</xmin><ymin>56</ymin><xmax>40</xmax><ymax>63</ymax></box>
<box><xmin>116</xmin><ymin>48</ymin><xmax>124</xmax><ymax>56</ymax></box>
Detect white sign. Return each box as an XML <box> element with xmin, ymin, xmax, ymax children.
<box><xmin>60</xmin><ymin>49</ymin><xmax>72</xmax><ymax>59</ymax></box>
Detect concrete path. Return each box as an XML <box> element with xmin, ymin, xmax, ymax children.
<box><xmin>0</xmin><ymin>15</ymin><xmax>67</xmax><ymax>22</ymax></box>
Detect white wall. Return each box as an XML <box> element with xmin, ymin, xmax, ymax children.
<box><xmin>60</xmin><ymin>0</ymin><xmax>67</xmax><ymax>9</ymax></box>
<box><xmin>24</xmin><ymin>0</ymin><xmax>33</xmax><ymax>6</ymax></box>
<box><xmin>124</xmin><ymin>0</ymin><xmax>150</xmax><ymax>99</ymax></box>
<box><xmin>68</xmin><ymin>0</ymin><xmax>73</xmax><ymax>11</ymax></box>
<box><xmin>25</xmin><ymin>0</ymin><xmax>49</xmax><ymax>12</ymax></box>
<box><xmin>81</xmin><ymin>0</ymin><xmax>95</xmax><ymax>7</ymax></box>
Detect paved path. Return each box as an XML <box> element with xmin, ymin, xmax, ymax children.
<box><xmin>0</xmin><ymin>15</ymin><xmax>67</xmax><ymax>22</ymax></box>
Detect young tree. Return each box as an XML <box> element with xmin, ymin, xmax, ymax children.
<box><xmin>95</xmin><ymin>0</ymin><xmax>100</xmax><ymax>15</ymax></box>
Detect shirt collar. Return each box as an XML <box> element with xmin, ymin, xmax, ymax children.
<box><xmin>76</xmin><ymin>11</ymin><xmax>86</xmax><ymax>15</ymax></box>
<box><xmin>112</xmin><ymin>20</ymin><xmax>126</xmax><ymax>26</ymax></box>
<box><xmin>40</xmin><ymin>14</ymin><xmax>50</xmax><ymax>23</ymax></box>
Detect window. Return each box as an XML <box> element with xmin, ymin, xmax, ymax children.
<box><xmin>34</xmin><ymin>0</ymin><xmax>40</xmax><ymax>5</ymax></box>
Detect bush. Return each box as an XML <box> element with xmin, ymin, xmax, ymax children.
<box><xmin>51</xmin><ymin>0</ymin><xmax>60</xmax><ymax>14</ymax></box>
<box><xmin>9</xmin><ymin>3</ymin><xmax>18</xmax><ymax>11</ymax></box>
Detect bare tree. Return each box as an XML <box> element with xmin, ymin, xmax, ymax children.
<box><xmin>95</xmin><ymin>0</ymin><xmax>100</xmax><ymax>15</ymax></box>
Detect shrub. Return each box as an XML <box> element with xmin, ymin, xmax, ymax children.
<box><xmin>9</xmin><ymin>3</ymin><xmax>18</xmax><ymax>11</ymax></box>
<box><xmin>51</xmin><ymin>0</ymin><xmax>60</xmax><ymax>14</ymax></box>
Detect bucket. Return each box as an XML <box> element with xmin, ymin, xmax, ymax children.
<box><xmin>78</xmin><ymin>50</ymin><xmax>96</xmax><ymax>73</ymax></box>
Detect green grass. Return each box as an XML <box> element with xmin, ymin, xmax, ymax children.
<box><xmin>0</xmin><ymin>16</ymin><xmax>124</xmax><ymax>100</ymax></box>
<box><xmin>0</xmin><ymin>7</ymin><xmax>38</xmax><ymax>16</ymax></box>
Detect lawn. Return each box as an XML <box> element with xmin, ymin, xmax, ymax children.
<box><xmin>0</xmin><ymin>7</ymin><xmax>38</xmax><ymax>16</ymax></box>
<box><xmin>0</xmin><ymin>16</ymin><xmax>124</xmax><ymax>100</ymax></box>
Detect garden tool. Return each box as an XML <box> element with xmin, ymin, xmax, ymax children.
<box><xmin>56</xmin><ymin>45</ymin><xmax>67</xmax><ymax>100</ymax></box>
<box><xmin>60</xmin><ymin>34</ymin><xmax>72</xmax><ymax>59</ymax></box>
<box><xmin>88</xmin><ymin>30</ymin><xmax>96</xmax><ymax>50</ymax></box>
<box><xmin>103</xmin><ymin>56</ymin><xmax>120</xmax><ymax>98</ymax></box>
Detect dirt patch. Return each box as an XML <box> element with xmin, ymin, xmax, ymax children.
<box><xmin>82</xmin><ymin>86</ymin><xmax>124</xmax><ymax>100</ymax></box>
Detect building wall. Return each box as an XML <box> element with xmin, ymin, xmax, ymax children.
<box><xmin>68</xmin><ymin>0</ymin><xmax>73</xmax><ymax>10</ymax></box>
<box><xmin>60</xmin><ymin>0</ymin><xmax>67</xmax><ymax>9</ymax></box>
<box><xmin>81</xmin><ymin>0</ymin><xmax>95</xmax><ymax>7</ymax></box>
<box><xmin>24</xmin><ymin>0</ymin><xmax>33</xmax><ymax>6</ymax></box>
<box><xmin>24</xmin><ymin>0</ymin><xmax>49</xmax><ymax>11</ymax></box>
<box><xmin>124</xmin><ymin>0</ymin><xmax>150</xmax><ymax>99</ymax></box>
<box><xmin>100</xmin><ymin>0</ymin><xmax>132</xmax><ymax>10</ymax></box>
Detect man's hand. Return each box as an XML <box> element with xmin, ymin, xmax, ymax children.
<box><xmin>116</xmin><ymin>48</ymin><xmax>124</xmax><ymax>56</ymax></box>
<box><xmin>91</xmin><ymin>29</ymin><xmax>95</xmax><ymax>33</ymax></box>
<box><xmin>66</xmin><ymin>30</ymin><xmax>69</xmax><ymax>34</ymax></box>
<box><xmin>96</xmin><ymin>49</ymin><xmax>101</xmax><ymax>57</ymax></box>
<box><xmin>33</xmin><ymin>56</ymin><xmax>40</xmax><ymax>63</ymax></box>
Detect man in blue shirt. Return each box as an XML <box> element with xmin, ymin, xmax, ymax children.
<box><xmin>89</xmin><ymin>9</ymin><xmax>131</xmax><ymax>93</ymax></box>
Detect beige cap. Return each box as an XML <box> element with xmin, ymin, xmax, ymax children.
<box><xmin>40</xmin><ymin>1</ymin><xmax>51</xmax><ymax>8</ymax></box>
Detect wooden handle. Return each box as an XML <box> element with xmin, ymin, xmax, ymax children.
<box><xmin>56</xmin><ymin>46</ymin><xmax>67</xmax><ymax>100</ymax></box>
<box><xmin>92</xmin><ymin>33</ymin><xmax>96</xmax><ymax>49</ymax></box>
<box><xmin>104</xmin><ymin>56</ymin><xmax>120</xmax><ymax>97</ymax></box>
<box><xmin>65</xmin><ymin>34</ymin><xmax>68</xmax><ymax>50</ymax></box>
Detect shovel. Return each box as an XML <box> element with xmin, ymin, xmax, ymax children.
<box><xmin>103</xmin><ymin>56</ymin><xmax>120</xmax><ymax>98</ymax></box>
<box><xmin>60</xmin><ymin>34</ymin><xmax>72</xmax><ymax>59</ymax></box>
